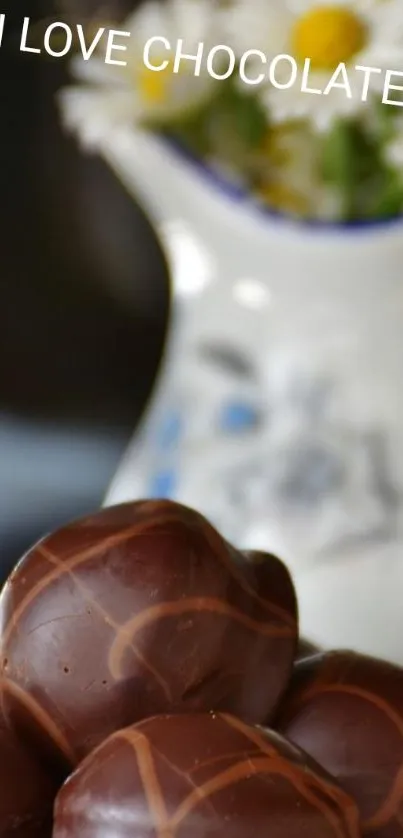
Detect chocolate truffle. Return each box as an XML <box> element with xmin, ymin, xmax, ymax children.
<box><xmin>53</xmin><ymin>712</ymin><xmax>360</xmax><ymax>838</ymax></box>
<box><xmin>0</xmin><ymin>500</ymin><xmax>297</xmax><ymax>767</ymax></box>
<box><xmin>277</xmin><ymin>650</ymin><xmax>403</xmax><ymax>837</ymax></box>
<box><xmin>0</xmin><ymin>710</ymin><xmax>59</xmax><ymax>837</ymax></box>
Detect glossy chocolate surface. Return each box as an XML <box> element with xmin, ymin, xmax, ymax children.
<box><xmin>0</xmin><ymin>500</ymin><xmax>297</xmax><ymax>766</ymax></box>
<box><xmin>53</xmin><ymin>711</ymin><xmax>360</xmax><ymax>838</ymax></box>
<box><xmin>277</xmin><ymin>650</ymin><xmax>403</xmax><ymax>837</ymax></box>
<box><xmin>0</xmin><ymin>710</ymin><xmax>58</xmax><ymax>837</ymax></box>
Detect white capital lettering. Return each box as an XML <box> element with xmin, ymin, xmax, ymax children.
<box><xmin>173</xmin><ymin>39</ymin><xmax>204</xmax><ymax>76</ymax></box>
<box><xmin>239</xmin><ymin>49</ymin><xmax>266</xmax><ymax>85</ymax></box>
<box><xmin>383</xmin><ymin>69</ymin><xmax>403</xmax><ymax>107</ymax></box>
<box><xmin>0</xmin><ymin>14</ymin><xmax>5</xmax><ymax>49</ymax></box>
<box><xmin>301</xmin><ymin>58</ymin><xmax>322</xmax><ymax>95</ymax></box>
<box><xmin>143</xmin><ymin>36</ymin><xmax>171</xmax><ymax>71</ymax></box>
<box><xmin>76</xmin><ymin>24</ymin><xmax>105</xmax><ymax>61</ymax></box>
<box><xmin>323</xmin><ymin>62</ymin><xmax>352</xmax><ymax>98</ymax></box>
<box><xmin>269</xmin><ymin>54</ymin><xmax>297</xmax><ymax>90</ymax></box>
<box><xmin>44</xmin><ymin>22</ymin><xmax>73</xmax><ymax>58</ymax></box>
<box><xmin>355</xmin><ymin>64</ymin><xmax>382</xmax><ymax>102</ymax></box>
<box><xmin>20</xmin><ymin>17</ymin><xmax>41</xmax><ymax>53</ymax></box>
<box><xmin>105</xmin><ymin>29</ymin><xmax>130</xmax><ymax>66</ymax></box>
<box><xmin>207</xmin><ymin>45</ymin><xmax>235</xmax><ymax>80</ymax></box>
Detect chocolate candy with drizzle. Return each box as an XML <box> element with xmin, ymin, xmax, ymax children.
<box><xmin>0</xmin><ymin>500</ymin><xmax>297</xmax><ymax>768</ymax></box>
<box><xmin>277</xmin><ymin>650</ymin><xmax>403</xmax><ymax>837</ymax></box>
<box><xmin>0</xmin><ymin>710</ymin><xmax>60</xmax><ymax>837</ymax></box>
<box><xmin>53</xmin><ymin>711</ymin><xmax>360</xmax><ymax>838</ymax></box>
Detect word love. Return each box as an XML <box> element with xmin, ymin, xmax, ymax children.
<box><xmin>20</xmin><ymin>17</ymin><xmax>130</xmax><ymax>65</ymax></box>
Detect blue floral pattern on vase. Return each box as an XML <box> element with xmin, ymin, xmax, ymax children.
<box><xmin>138</xmin><ymin>354</ymin><xmax>399</xmax><ymax>563</ymax></box>
<box><xmin>218</xmin><ymin>401</ymin><xmax>261</xmax><ymax>433</ymax></box>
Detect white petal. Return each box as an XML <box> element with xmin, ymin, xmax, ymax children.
<box><xmin>59</xmin><ymin>87</ymin><xmax>141</xmax><ymax>149</ymax></box>
<box><xmin>260</xmin><ymin>67</ymin><xmax>369</xmax><ymax>132</ymax></box>
<box><xmin>170</xmin><ymin>0</ymin><xmax>216</xmax><ymax>42</ymax></box>
<box><xmin>222</xmin><ymin>0</ymin><xmax>292</xmax><ymax>58</ymax></box>
<box><xmin>362</xmin><ymin>46</ymin><xmax>403</xmax><ymax>70</ymax></box>
<box><xmin>69</xmin><ymin>55</ymin><xmax>129</xmax><ymax>87</ymax></box>
<box><xmin>124</xmin><ymin>0</ymin><xmax>171</xmax><ymax>45</ymax></box>
<box><xmin>286</xmin><ymin>0</ymin><xmax>317</xmax><ymax>14</ymax></box>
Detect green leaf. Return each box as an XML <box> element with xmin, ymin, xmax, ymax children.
<box><xmin>321</xmin><ymin>119</ymin><xmax>387</xmax><ymax>220</ymax></box>
<box><xmin>366</xmin><ymin>167</ymin><xmax>403</xmax><ymax>218</ymax></box>
<box><xmin>372</xmin><ymin>98</ymin><xmax>398</xmax><ymax>144</ymax></box>
<box><xmin>209</xmin><ymin>77</ymin><xmax>268</xmax><ymax>149</ymax></box>
<box><xmin>159</xmin><ymin>75</ymin><xmax>268</xmax><ymax>169</ymax></box>
<box><xmin>321</xmin><ymin>121</ymin><xmax>357</xmax><ymax>217</ymax></box>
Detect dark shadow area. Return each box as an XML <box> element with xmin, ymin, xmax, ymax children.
<box><xmin>0</xmin><ymin>0</ymin><xmax>169</xmax><ymax>575</ymax></box>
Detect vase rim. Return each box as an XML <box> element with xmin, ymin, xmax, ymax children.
<box><xmin>161</xmin><ymin>133</ymin><xmax>403</xmax><ymax>235</ymax></box>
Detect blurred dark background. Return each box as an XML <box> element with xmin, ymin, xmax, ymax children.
<box><xmin>0</xmin><ymin>0</ymin><xmax>169</xmax><ymax>576</ymax></box>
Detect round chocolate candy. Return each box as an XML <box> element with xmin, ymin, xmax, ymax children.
<box><xmin>53</xmin><ymin>712</ymin><xmax>360</xmax><ymax>838</ymax></box>
<box><xmin>0</xmin><ymin>500</ymin><xmax>297</xmax><ymax>767</ymax></box>
<box><xmin>0</xmin><ymin>710</ymin><xmax>59</xmax><ymax>837</ymax></box>
<box><xmin>277</xmin><ymin>650</ymin><xmax>403</xmax><ymax>837</ymax></box>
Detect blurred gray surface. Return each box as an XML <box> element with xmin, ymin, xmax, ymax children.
<box><xmin>0</xmin><ymin>414</ymin><xmax>128</xmax><ymax>569</ymax></box>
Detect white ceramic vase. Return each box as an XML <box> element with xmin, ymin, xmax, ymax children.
<box><xmin>95</xmin><ymin>125</ymin><xmax>403</xmax><ymax>665</ymax></box>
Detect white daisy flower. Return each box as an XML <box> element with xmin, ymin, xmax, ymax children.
<box><xmin>223</xmin><ymin>0</ymin><xmax>403</xmax><ymax>131</ymax></box>
<box><xmin>60</xmin><ymin>0</ymin><xmax>219</xmax><ymax>148</ymax></box>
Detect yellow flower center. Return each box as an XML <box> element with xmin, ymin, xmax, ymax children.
<box><xmin>137</xmin><ymin>60</ymin><xmax>173</xmax><ymax>104</ymax></box>
<box><xmin>291</xmin><ymin>5</ymin><xmax>367</xmax><ymax>70</ymax></box>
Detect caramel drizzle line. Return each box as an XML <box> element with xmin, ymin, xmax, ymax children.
<box><xmin>134</xmin><ymin>500</ymin><xmax>296</xmax><ymax>629</ymax></box>
<box><xmin>118</xmin><ymin>717</ymin><xmax>349</xmax><ymax>838</ymax></box>
<box><xmin>221</xmin><ymin>712</ymin><xmax>278</xmax><ymax>755</ymax></box>
<box><xmin>300</xmin><ymin>683</ymin><xmax>403</xmax><ymax>831</ymax></box>
<box><xmin>118</xmin><ymin>714</ymin><xmax>353</xmax><ymax>838</ymax></box>
<box><xmin>169</xmin><ymin>756</ymin><xmax>348</xmax><ymax>838</ymax></box>
<box><xmin>108</xmin><ymin>597</ymin><xmax>294</xmax><ymax>680</ymax></box>
<box><xmin>169</xmin><ymin>756</ymin><xmax>277</xmax><ymax>829</ymax></box>
<box><xmin>4</xmin><ymin>502</ymin><xmax>295</xmax><ymax>658</ymax></box>
<box><xmin>0</xmin><ymin>677</ymin><xmax>76</xmax><ymax>766</ymax></box>
<box><xmin>147</xmin><ymin>740</ymin><xmax>264</xmax><ymax>824</ymax></box>
<box><xmin>2</xmin><ymin>509</ymin><xmax>188</xmax><ymax>647</ymax></box>
<box><xmin>202</xmin><ymin>525</ymin><xmax>296</xmax><ymax>629</ymax></box>
<box><xmin>221</xmin><ymin>714</ymin><xmax>359</xmax><ymax>838</ymax></box>
<box><xmin>116</xmin><ymin>728</ymin><xmax>174</xmax><ymax>838</ymax></box>
<box><xmin>38</xmin><ymin>546</ymin><xmax>171</xmax><ymax>698</ymax></box>
<box><xmin>187</xmin><ymin>746</ymin><xmax>262</xmax><ymax>776</ymax></box>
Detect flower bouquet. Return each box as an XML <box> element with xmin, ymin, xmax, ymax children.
<box><xmin>61</xmin><ymin>0</ymin><xmax>403</xmax><ymax>663</ymax></box>
<box><xmin>62</xmin><ymin>0</ymin><xmax>403</xmax><ymax>221</ymax></box>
